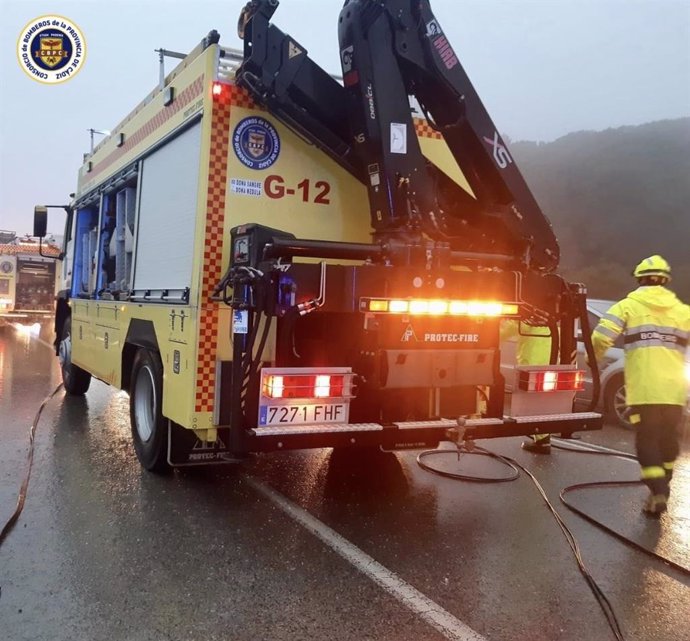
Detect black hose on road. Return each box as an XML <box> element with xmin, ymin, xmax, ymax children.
<box><xmin>416</xmin><ymin>444</ymin><xmax>519</xmax><ymax>482</ymax></box>
<box><xmin>418</xmin><ymin>436</ymin><xmax>690</xmax><ymax>640</ymax></box>
<box><xmin>0</xmin><ymin>384</ymin><xmax>63</xmax><ymax>549</ymax></box>
<box><xmin>417</xmin><ymin>443</ymin><xmax>625</xmax><ymax>641</ymax></box>
<box><xmin>552</xmin><ymin>439</ymin><xmax>690</xmax><ymax>577</ymax></box>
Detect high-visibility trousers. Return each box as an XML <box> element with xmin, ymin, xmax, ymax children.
<box><xmin>630</xmin><ymin>404</ymin><xmax>684</xmax><ymax>496</ymax></box>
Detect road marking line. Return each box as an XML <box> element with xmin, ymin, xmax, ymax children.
<box><xmin>245</xmin><ymin>476</ymin><xmax>487</xmax><ymax>641</ymax></box>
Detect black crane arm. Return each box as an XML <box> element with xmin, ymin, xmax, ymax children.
<box><xmin>236</xmin><ymin>0</ymin><xmax>560</xmax><ymax>272</ymax></box>
<box><xmin>337</xmin><ymin>0</ymin><xmax>559</xmax><ymax>271</ymax></box>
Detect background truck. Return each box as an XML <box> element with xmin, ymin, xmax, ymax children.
<box><xmin>0</xmin><ymin>230</ymin><xmax>60</xmax><ymax>324</ymax></box>
<box><xmin>34</xmin><ymin>0</ymin><xmax>602</xmax><ymax>472</ymax></box>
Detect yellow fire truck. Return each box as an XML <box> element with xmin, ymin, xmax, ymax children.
<box><xmin>0</xmin><ymin>231</ymin><xmax>60</xmax><ymax>324</ymax></box>
<box><xmin>35</xmin><ymin>0</ymin><xmax>601</xmax><ymax>471</ymax></box>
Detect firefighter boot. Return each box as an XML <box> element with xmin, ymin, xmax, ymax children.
<box><xmin>521</xmin><ymin>434</ymin><xmax>551</xmax><ymax>454</ymax></box>
<box><xmin>642</xmin><ymin>493</ymin><xmax>668</xmax><ymax>516</ymax></box>
<box><xmin>663</xmin><ymin>465</ymin><xmax>674</xmax><ymax>499</ymax></box>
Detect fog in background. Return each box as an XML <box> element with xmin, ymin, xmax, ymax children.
<box><xmin>1</xmin><ymin>0</ymin><xmax>689</xmax><ymax>235</ymax></box>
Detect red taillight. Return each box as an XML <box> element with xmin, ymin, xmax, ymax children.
<box><xmin>518</xmin><ymin>369</ymin><xmax>585</xmax><ymax>392</ymax></box>
<box><xmin>575</xmin><ymin>369</ymin><xmax>585</xmax><ymax>391</ymax></box>
<box><xmin>263</xmin><ymin>374</ymin><xmax>346</xmax><ymax>399</ymax></box>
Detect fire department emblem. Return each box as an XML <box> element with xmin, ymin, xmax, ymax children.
<box><xmin>17</xmin><ymin>15</ymin><xmax>86</xmax><ymax>84</ymax></box>
<box><xmin>37</xmin><ymin>36</ymin><xmax>67</xmax><ymax>67</ymax></box>
<box><xmin>233</xmin><ymin>116</ymin><xmax>281</xmax><ymax>170</ymax></box>
<box><xmin>247</xmin><ymin>130</ymin><xmax>267</xmax><ymax>158</ymax></box>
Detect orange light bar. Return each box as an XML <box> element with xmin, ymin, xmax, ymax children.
<box><xmin>364</xmin><ymin>298</ymin><xmax>519</xmax><ymax>317</ymax></box>
<box><xmin>389</xmin><ymin>300</ymin><xmax>409</xmax><ymax>313</ymax></box>
<box><xmin>368</xmin><ymin>299</ymin><xmax>389</xmax><ymax>312</ymax></box>
<box><xmin>409</xmin><ymin>300</ymin><xmax>429</xmax><ymax>314</ymax></box>
<box><xmin>429</xmin><ymin>300</ymin><xmax>449</xmax><ymax>314</ymax></box>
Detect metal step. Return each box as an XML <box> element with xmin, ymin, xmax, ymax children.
<box><xmin>394</xmin><ymin>417</ymin><xmax>503</xmax><ymax>430</ymax></box>
<box><xmin>394</xmin><ymin>419</ymin><xmax>455</xmax><ymax>430</ymax></box>
<box><xmin>508</xmin><ymin>411</ymin><xmax>601</xmax><ymax>423</ymax></box>
<box><xmin>464</xmin><ymin>418</ymin><xmax>504</xmax><ymax>426</ymax></box>
<box><xmin>252</xmin><ymin>423</ymin><xmax>383</xmax><ymax>437</ymax></box>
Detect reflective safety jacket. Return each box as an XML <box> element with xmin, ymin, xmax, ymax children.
<box><xmin>500</xmin><ymin>320</ymin><xmax>552</xmax><ymax>366</ymax></box>
<box><xmin>592</xmin><ymin>286</ymin><xmax>690</xmax><ymax>406</ymax></box>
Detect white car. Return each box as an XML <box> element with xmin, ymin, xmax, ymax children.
<box><xmin>501</xmin><ymin>298</ymin><xmax>690</xmax><ymax>428</ymax></box>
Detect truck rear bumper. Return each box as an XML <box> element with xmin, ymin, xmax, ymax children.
<box><xmin>244</xmin><ymin>412</ymin><xmax>603</xmax><ymax>452</ymax></box>
<box><xmin>167</xmin><ymin>412</ymin><xmax>603</xmax><ymax>465</ymax></box>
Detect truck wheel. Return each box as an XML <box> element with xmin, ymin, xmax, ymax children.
<box><xmin>604</xmin><ymin>374</ymin><xmax>632</xmax><ymax>429</ymax></box>
<box><xmin>59</xmin><ymin>316</ymin><xmax>91</xmax><ymax>395</ymax></box>
<box><xmin>129</xmin><ymin>349</ymin><xmax>170</xmax><ymax>472</ymax></box>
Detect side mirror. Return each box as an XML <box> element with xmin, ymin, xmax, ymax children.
<box><xmin>33</xmin><ymin>206</ymin><xmax>48</xmax><ymax>238</ymax></box>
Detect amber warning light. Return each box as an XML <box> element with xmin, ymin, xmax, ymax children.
<box><xmin>361</xmin><ymin>298</ymin><xmax>519</xmax><ymax>317</ymax></box>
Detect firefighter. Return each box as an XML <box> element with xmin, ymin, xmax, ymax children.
<box><xmin>501</xmin><ymin>319</ymin><xmax>554</xmax><ymax>453</ymax></box>
<box><xmin>591</xmin><ymin>255</ymin><xmax>690</xmax><ymax>515</ymax></box>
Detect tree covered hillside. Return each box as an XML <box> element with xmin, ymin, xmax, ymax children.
<box><xmin>510</xmin><ymin>118</ymin><xmax>690</xmax><ymax>302</ymax></box>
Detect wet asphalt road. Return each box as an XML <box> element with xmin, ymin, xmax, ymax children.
<box><xmin>1</xmin><ymin>322</ymin><xmax>689</xmax><ymax>641</ymax></box>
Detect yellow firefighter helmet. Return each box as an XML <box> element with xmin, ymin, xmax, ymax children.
<box><xmin>632</xmin><ymin>255</ymin><xmax>671</xmax><ymax>281</ymax></box>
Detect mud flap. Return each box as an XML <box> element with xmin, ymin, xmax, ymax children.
<box><xmin>167</xmin><ymin>423</ymin><xmax>235</xmax><ymax>466</ymax></box>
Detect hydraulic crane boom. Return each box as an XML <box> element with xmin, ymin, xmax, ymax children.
<box><xmin>237</xmin><ymin>0</ymin><xmax>560</xmax><ymax>272</ymax></box>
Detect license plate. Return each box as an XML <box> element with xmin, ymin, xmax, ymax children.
<box><xmin>258</xmin><ymin>402</ymin><xmax>349</xmax><ymax>427</ymax></box>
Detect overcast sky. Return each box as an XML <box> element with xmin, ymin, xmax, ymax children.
<box><xmin>1</xmin><ymin>0</ymin><xmax>689</xmax><ymax>235</ymax></box>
